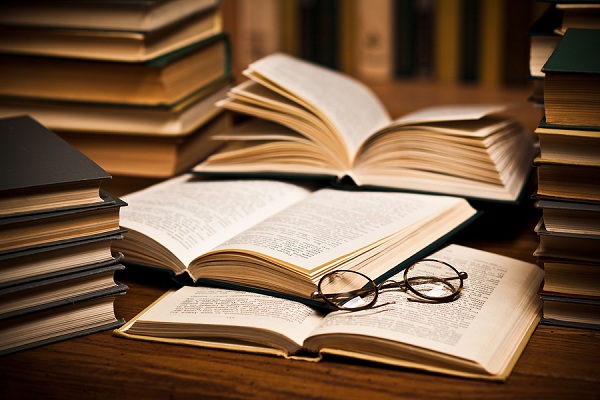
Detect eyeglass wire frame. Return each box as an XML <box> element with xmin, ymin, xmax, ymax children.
<box><xmin>311</xmin><ymin>259</ymin><xmax>467</xmax><ymax>311</ymax></box>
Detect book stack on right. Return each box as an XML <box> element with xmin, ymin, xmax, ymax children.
<box><xmin>534</xmin><ymin>28</ymin><xmax>600</xmax><ymax>330</ymax></box>
<box><xmin>0</xmin><ymin>115</ymin><xmax>128</xmax><ymax>355</ymax></box>
<box><xmin>0</xmin><ymin>0</ymin><xmax>232</xmax><ymax>195</ymax></box>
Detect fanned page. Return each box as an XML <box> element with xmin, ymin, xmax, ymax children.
<box><xmin>350</xmin><ymin>115</ymin><xmax>536</xmax><ymax>201</ymax></box>
<box><xmin>114</xmin><ymin>175</ymin><xmax>312</xmax><ymax>274</ymax></box>
<box><xmin>242</xmin><ymin>53</ymin><xmax>391</xmax><ymax>166</ymax></box>
<box><xmin>388</xmin><ymin>104</ymin><xmax>508</xmax><ymax>127</ymax></box>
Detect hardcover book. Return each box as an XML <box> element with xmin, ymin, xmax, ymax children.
<box><xmin>113</xmin><ymin>174</ymin><xmax>478</xmax><ymax>303</ymax></box>
<box><xmin>0</xmin><ymin>33</ymin><xmax>231</xmax><ymax>105</ymax></box>
<box><xmin>0</xmin><ymin>191</ymin><xmax>126</xmax><ymax>254</ymax></box>
<box><xmin>0</xmin><ymin>115</ymin><xmax>111</xmax><ymax>216</ymax></box>
<box><xmin>0</xmin><ymin>0</ymin><xmax>221</xmax><ymax>32</ymax></box>
<box><xmin>0</xmin><ymin>289</ymin><xmax>126</xmax><ymax>356</ymax></box>
<box><xmin>0</xmin><ymin>7</ymin><xmax>223</xmax><ymax>62</ymax></box>
<box><xmin>193</xmin><ymin>53</ymin><xmax>536</xmax><ymax>203</ymax></box>
<box><xmin>0</xmin><ymin>263</ymin><xmax>127</xmax><ymax>320</ymax></box>
<box><xmin>542</xmin><ymin>28</ymin><xmax>600</xmax><ymax>127</ymax></box>
<box><xmin>115</xmin><ymin>244</ymin><xmax>544</xmax><ymax>381</ymax></box>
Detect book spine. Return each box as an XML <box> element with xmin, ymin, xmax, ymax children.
<box><xmin>393</xmin><ymin>0</ymin><xmax>417</xmax><ymax>78</ymax></box>
<box><xmin>460</xmin><ymin>0</ymin><xmax>479</xmax><ymax>83</ymax></box>
<box><xmin>353</xmin><ymin>0</ymin><xmax>393</xmax><ymax>81</ymax></box>
<box><xmin>477</xmin><ymin>0</ymin><xmax>504</xmax><ymax>86</ymax></box>
<box><xmin>298</xmin><ymin>0</ymin><xmax>340</xmax><ymax>69</ymax></box>
<box><xmin>433</xmin><ymin>0</ymin><xmax>462</xmax><ymax>83</ymax></box>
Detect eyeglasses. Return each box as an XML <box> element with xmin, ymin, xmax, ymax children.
<box><xmin>310</xmin><ymin>259</ymin><xmax>467</xmax><ymax>311</ymax></box>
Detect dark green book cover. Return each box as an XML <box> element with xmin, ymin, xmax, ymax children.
<box><xmin>542</xmin><ymin>28</ymin><xmax>600</xmax><ymax>75</ymax></box>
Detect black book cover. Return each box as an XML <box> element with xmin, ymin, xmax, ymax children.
<box><xmin>0</xmin><ymin>115</ymin><xmax>110</xmax><ymax>195</ymax></box>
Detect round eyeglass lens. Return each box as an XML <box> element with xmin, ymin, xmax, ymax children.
<box><xmin>318</xmin><ymin>270</ymin><xmax>377</xmax><ymax>310</ymax></box>
<box><xmin>404</xmin><ymin>259</ymin><xmax>463</xmax><ymax>301</ymax></box>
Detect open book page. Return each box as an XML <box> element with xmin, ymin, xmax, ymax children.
<box><xmin>350</xmin><ymin>117</ymin><xmax>535</xmax><ymax>201</ymax></box>
<box><xmin>204</xmin><ymin>189</ymin><xmax>475</xmax><ymax>277</ymax></box>
<box><xmin>116</xmin><ymin>244</ymin><xmax>542</xmax><ymax>379</ymax></box>
<box><xmin>116</xmin><ymin>175</ymin><xmax>312</xmax><ymax>269</ymax></box>
<box><xmin>388</xmin><ymin>104</ymin><xmax>508</xmax><ymax>127</ymax></box>
<box><xmin>245</xmin><ymin>53</ymin><xmax>391</xmax><ymax>164</ymax></box>
<box><xmin>303</xmin><ymin>244</ymin><xmax>543</xmax><ymax>376</ymax></box>
<box><xmin>121</xmin><ymin>285</ymin><xmax>325</xmax><ymax>354</ymax></box>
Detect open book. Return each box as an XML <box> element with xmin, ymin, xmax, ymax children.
<box><xmin>115</xmin><ymin>244</ymin><xmax>544</xmax><ymax>381</ymax></box>
<box><xmin>193</xmin><ymin>53</ymin><xmax>536</xmax><ymax>202</ymax></box>
<box><xmin>113</xmin><ymin>174</ymin><xmax>478</xmax><ymax>301</ymax></box>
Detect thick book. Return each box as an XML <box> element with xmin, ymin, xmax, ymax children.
<box><xmin>0</xmin><ymin>115</ymin><xmax>110</xmax><ymax>216</ymax></box>
<box><xmin>58</xmin><ymin>112</ymin><xmax>231</xmax><ymax>179</ymax></box>
<box><xmin>540</xmin><ymin>257</ymin><xmax>600</xmax><ymax>298</ymax></box>
<box><xmin>115</xmin><ymin>244</ymin><xmax>544</xmax><ymax>381</ymax></box>
<box><xmin>535</xmin><ymin>197</ymin><xmax>600</xmax><ymax>235</ymax></box>
<box><xmin>0</xmin><ymin>289</ymin><xmax>126</xmax><ymax>356</ymax></box>
<box><xmin>0</xmin><ymin>0</ymin><xmax>220</xmax><ymax>32</ymax></box>
<box><xmin>535</xmin><ymin>118</ymin><xmax>600</xmax><ymax>166</ymax></box>
<box><xmin>0</xmin><ymin>7</ymin><xmax>222</xmax><ymax>62</ymax></box>
<box><xmin>535</xmin><ymin>162</ymin><xmax>600</xmax><ymax>202</ymax></box>
<box><xmin>0</xmin><ymin>78</ymin><xmax>231</xmax><ymax>135</ymax></box>
<box><xmin>0</xmin><ymin>236</ymin><xmax>124</xmax><ymax>289</ymax></box>
<box><xmin>192</xmin><ymin>53</ymin><xmax>536</xmax><ymax>203</ymax></box>
<box><xmin>0</xmin><ymin>263</ymin><xmax>127</xmax><ymax>320</ymax></box>
<box><xmin>0</xmin><ymin>191</ymin><xmax>126</xmax><ymax>254</ymax></box>
<box><xmin>0</xmin><ymin>33</ymin><xmax>231</xmax><ymax>106</ymax></box>
<box><xmin>113</xmin><ymin>174</ymin><xmax>478</xmax><ymax>303</ymax></box>
<box><xmin>542</xmin><ymin>28</ymin><xmax>600</xmax><ymax>127</ymax></box>
<box><xmin>553</xmin><ymin>2</ymin><xmax>600</xmax><ymax>35</ymax></box>
<box><xmin>535</xmin><ymin>219</ymin><xmax>600</xmax><ymax>263</ymax></box>
<box><xmin>540</xmin><ymin>290</ymin><xmax>600</xmax><ymax>331</ymax></box>
<box><xmin>527</xmin><ymin>5</ymin><xmax>561</xmax><ymax>79</ymax></box>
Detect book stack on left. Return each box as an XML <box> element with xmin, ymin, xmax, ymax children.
<box><xmin>0</xmin><ymin>0</ymin><xmax>232</xmax><ymax>195</ymax></box>
<box><xmin>533</xmin><ymin>28</ymin><xmax>600</xmax><ymax>330</ymax></box>
<box><xmin>0</xmin><ymin>115</ymin><xmax>128</xmax><ymax>355</ymax></box>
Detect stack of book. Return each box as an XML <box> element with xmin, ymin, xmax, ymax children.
<box><xmin>534</xmin><ymin>28</ymin><xmax>600</xmax><ymax>330</ymax></box>
<box><xmin>0</xmin><ymin>115</ymin><xmax>128</xmax><ymax>355</ymax></box>
<box><xmin>527</xmin><ymin>1</ymin><xmax>600</xmax><ymax>105</ymax></box>
<box><xmin>0</xmin><ymin>0</ymin><xmax>232</xmax><ymax>194</ymax></box>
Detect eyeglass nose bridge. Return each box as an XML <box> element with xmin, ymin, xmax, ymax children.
<box><xmin>377</xmin><ymin>279</ymin><xmax>408</xmax><ymax>292</ymax></box>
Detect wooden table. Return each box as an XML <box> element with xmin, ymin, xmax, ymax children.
<box><xmin>1</xmin><ymin>81</ymin><xmax>599</xmax><ymax>399</ymax></box>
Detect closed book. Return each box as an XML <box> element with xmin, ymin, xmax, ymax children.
<box><xmin>0</xmin><ymin>263</ymin><xmax>127</xmax><ymax>320</ymax></box>
<box><xmin>0</xmin><ymin>115</ymin><xmax>110</xmax><ymax>216</ymax></box>
<box><xmin>535</xmin><ymin>219</ymin><xmax>600</xmax><ymax>263</ymax></box>
<box><xmin>59</xmin><ymin>111</ymin><xmax>232</xmax><ymax>178</ymax></box>
<box><xmin>528</xmin><ymin>4</ymin><xmax>561</xmax><ymax>79</ymax></box>
<box><xmin>0</xmin><ymin>7</ymin><xmax>222</xmax><ymax>62</ymax></box>
<box><xmin>535</xmin><ymin>162</ymin><xmax>600</xmax><ymax>202</ymax></box>
<box><xmin>540</xmin><ymin>258</ymin><xmax>600</xmax><ymax>297</ymax></box>
<box><xmin>535</xmin><ymin>197</ymin><xmax>600</xmax><ymax>235</ymax></box>
<box><xmin>0</xmin><ymin>191</ymin><xmax>126</xmax><ymax>254</ymax></box>
<box><xmin>0</xmin><ymin>77</ymin><xmax>231</xmax><ymax>135</ymax></box>
<box><xmin>540</xmin><ymin>290</ymin><xmax>600</xmax><ymax>330</ymax></box>
<box><xmin>0</xmin><ymin>288</ymin><xmax>127</xmax><ymax>356</ymax></box>
<box><xmin>0</xmin><ymin>239</ymin><xmax>124</xmax><ymax>289</ymax></box>
<box><xmin>0</xmin><ymin>33</ymin><xmax>231</xmax><ymax>106</ymax></box>
<box><xmin>535</xmin><ymin>117</ymin><xmax>600</xmax><ymax>166</ymax></box>
<box><xmin>0</xmin><ymin>0</ymin><xmax>221</xmax><ymax>32</ymax></box>
<box><xmin>542</xmin><ymin>28</ymin><xmax>600</xmax><ymax>127</ymax></box>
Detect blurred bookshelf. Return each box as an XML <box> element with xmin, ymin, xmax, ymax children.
<box><xmin>221</xmin><ymin>0</ymin><xmax>549</xmax><ymax>88</ymax></box>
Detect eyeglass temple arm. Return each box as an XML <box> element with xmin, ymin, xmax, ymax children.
<box><xmin>311</xmin><ymin>286</ymin><xmax>376</xmax><ymax>301</ymax></box>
